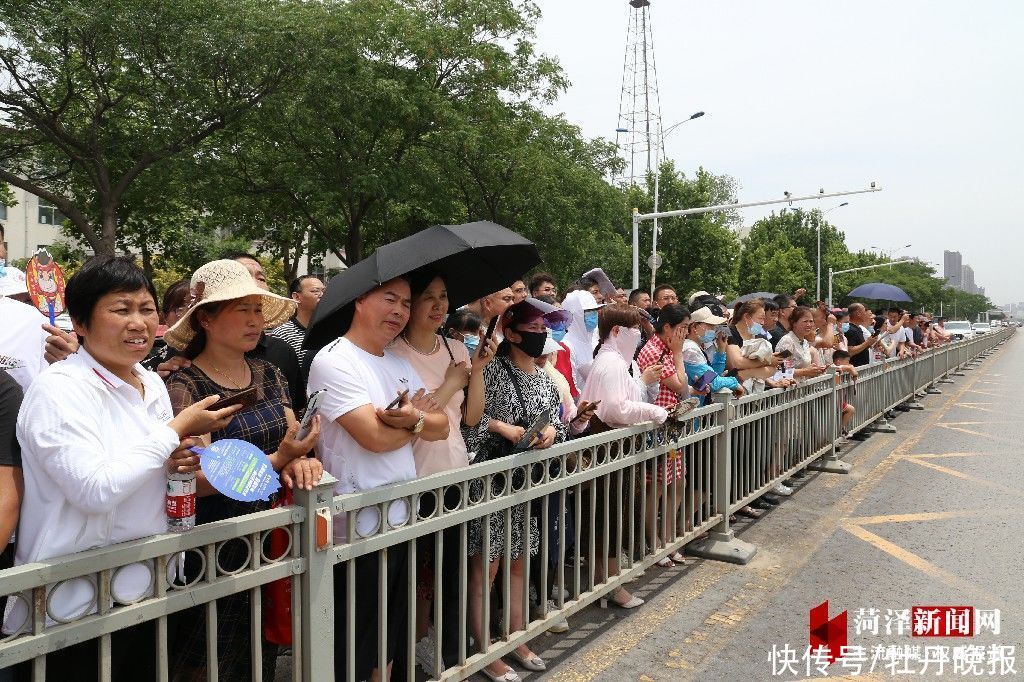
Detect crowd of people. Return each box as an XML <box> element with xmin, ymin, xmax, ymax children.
<box><xmin>0</xmin><ymin>245</ymin><xmax>958</xmax><ymax>681</ymax></box>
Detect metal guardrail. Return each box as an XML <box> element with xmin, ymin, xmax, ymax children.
<box><xmin>0</xmin><ymin>327</ymin><xmax>1013</xmax><ymax>681</ymax></box>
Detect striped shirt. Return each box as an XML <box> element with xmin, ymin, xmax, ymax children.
<box><xmin>270</xmin><ymin>317</ymin><xmax>308</xmax><ymax>366</ymax></box>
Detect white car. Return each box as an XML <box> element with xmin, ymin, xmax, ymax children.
<box><xmin>972</xmin><ymin>322</ymin><xmax>991</xmax><ymax>335</ymax></box>
<box><xmin>944</xmin><ymin>320</ymin><xmax>974</xmax><ymax>341</ymax></box>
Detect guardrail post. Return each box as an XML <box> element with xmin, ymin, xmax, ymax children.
<box><xmin>687</xmin><ymin>389</ymin><xmax>756</xmax><ymax>565</ymax></box>
<box><xmin>938</xmin><ymin>343</ymin><xmax>955</xmax><ymax>383</ymax></box>
<box><xmin>904</xmin><ymin>354</ymin><xmax>925</xmax><ymax>410</ymax></box>
<box><xmin>925</xmin><ymin>347</ymin><xmax>942</xmax><ymax>393</ymax></box>
<box><xmin>809</xmin><ymin>368</ymin><xmax>851</xmax><ymax>474</ymax></box>
<box><xmin>295</xmin><ymin>472</ymin><xmax>339</xmax><ymax>682</ymax></box>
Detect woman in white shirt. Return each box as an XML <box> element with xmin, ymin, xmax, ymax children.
<box><xmin>775</xmin><ymin>307</ymin><xmax>827</xmax><ymax>382</ymax></box>
<box><xmin>5</xmin><ymin>256</ymin><xmax>240</xmax><ymax>680</ymax></box>
<box><xmin>579</xmin><ymin>304</ymin><xmax>666</xmax><ymax>607</ymax></box>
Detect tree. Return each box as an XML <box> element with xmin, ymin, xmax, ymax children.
<box><xmin>628</xmin><ymin>161</ymin><xmax>741</xmax><ymax>297</ymax></box>
<box><xmin>0</xmin><ymin>0</ymin><xmax>319</xmax><ymax>255</ymax></box>
<box><xmin>210</xmin><ymin>0</ymin><xmax>565</xmax><ymax>267</ymax></box>
<box><xmin>738</xmin><ymin>209</ymin><xmax>850</xmax><ymax>302</ymax></box>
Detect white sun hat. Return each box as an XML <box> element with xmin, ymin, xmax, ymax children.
<box><xmin>163</xmin><ymin>259</ymin><xmax>296</xmax><ymax>350</ymax></box>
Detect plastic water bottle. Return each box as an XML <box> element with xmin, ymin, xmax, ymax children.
<box><xmin>167</xmin><ymin>472</ymin><xmax>197</xmax><ymax>532</ymax></box>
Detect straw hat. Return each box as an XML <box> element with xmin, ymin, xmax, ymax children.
<box><xmin>163</xmin><ymin>259</ymin><xmax>297</xmax><ymax>350</ymax></box>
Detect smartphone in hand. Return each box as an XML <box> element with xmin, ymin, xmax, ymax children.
<box><xmin>483</xmin><ymin>315</ymin><xmax>499</xmax><ymax>343</ymax></box>
<box><xmin>209</xmin><ymin>387</ymin><xmax>258</xmax><ymax>411</ymax></box>
<box><xmin>296</xmin><ymin>389</ymin><xmax>326</xmax><ymax>440</ymax></box>
<box><xmin>385</xmin><ymin>389</ymin><xmax>409</xmax><ymax>410</ymax></box>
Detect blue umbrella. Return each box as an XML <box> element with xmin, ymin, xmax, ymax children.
<box><xmin>847</xmin><ymin>282</ymin><xmax>912</xmax><ymax>302</ymax></box>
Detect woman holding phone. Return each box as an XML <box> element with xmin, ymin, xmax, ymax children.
<box><xmin>462</xmin><ymin>299</ymin><xmax>567</xmax><ymax>681</ymax></box>
<box><xmin>389</xmin><ymin>269</ymin><xmax>497</xmax><ymax>674</ymax></box>
<box><xmin>3</xmin><ymin>256</ymin><xmax>242</xmax><ymax>679</ymax></box>
<box><xmin>636</xmin><ymin>304</ymin><xmax>696</xmax><ymax>566</ymax></box>
<box><xmin>162</xmin><ymin>259</ymin><xmax>322</xmax><ymax>681</ymax></box>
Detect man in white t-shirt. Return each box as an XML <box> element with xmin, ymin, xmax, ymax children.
<box><xmin>307</xmin><ymin>275</ymin><xmax>448</xmax><ymax>682</ymax></box>
<box><xmin>0</xmin><ymin>271</ymin><xmax>49</xmax><ymax>390</ymax></box>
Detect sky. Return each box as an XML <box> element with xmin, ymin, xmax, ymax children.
<box><xmin>533</xmin><ymin>0</ymin><xmax>1024</xmax><ymax>304</ymax></box>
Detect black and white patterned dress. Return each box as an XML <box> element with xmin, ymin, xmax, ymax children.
<box><xmin>462</xmin><ymin>355</ymin><xmax>567</xmax><ymax>561</ymax></box>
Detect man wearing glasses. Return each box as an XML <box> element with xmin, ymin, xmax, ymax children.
<box><xmin>271</xmin><ymin>274</ymin><xmax>325</xmax><ymax>367</ymax></box>
<box><xmin>770</xmin><ymin>294</ymin><xmax>797</xmax><ymax>349</ymax></box>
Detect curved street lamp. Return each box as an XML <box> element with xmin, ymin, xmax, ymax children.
<box><xmin>651</xmin><ymin>111</ymin><xmax>705</xmax><ymax>293</ymax></box>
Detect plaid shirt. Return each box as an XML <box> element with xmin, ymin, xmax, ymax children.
<box><xmin>636</xmin><ymin>334</ymin><xmax>679</xmax><ymax>408</ymax></box>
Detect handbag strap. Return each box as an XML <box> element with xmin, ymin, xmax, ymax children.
<box><xmin>498</xmin><ymin>356</ymin><xmax>529</xmax><ymax>426</ymax></box>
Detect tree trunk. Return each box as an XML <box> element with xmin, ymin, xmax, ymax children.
<box><xmin>98</xmin><ymin>201</ymin><xmax>118</xmax><ymax>256</ymax></box>
<box><xmin>140</xmin><ymin>226</ymin><xmax>154</xmax><ymax>279</ymax></box>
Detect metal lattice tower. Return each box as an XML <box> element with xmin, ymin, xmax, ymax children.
<box><xmin>614</xmin><ymin>0</ymin><xmax>663</xmax><ymax>187</ymax></box>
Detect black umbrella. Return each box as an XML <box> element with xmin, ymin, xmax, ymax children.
<box><xmin>305</xmin><ymin>221</ymin><xmax>540</xmax><ymax>355</ymax></box>
<box><xmin>730</xmin><ymin>291</ymin><xmax>779</xmax><ymax>309</ymax></box>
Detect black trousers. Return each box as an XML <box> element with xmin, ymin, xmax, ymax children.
<box><xmin>333</xmin><ymin>543</ymin><xmax>410</xmax><ymax>681</ymax></box>
<box><xmin>11</xmin><ymin>620</ymin><xmax>157</xmax><ymax>682</ymax></box>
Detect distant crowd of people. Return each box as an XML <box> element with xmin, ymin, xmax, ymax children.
<box><xmin>0</xmin><ymin>245</ymin><xmax>957</xmax><ymax>681</ymax></box>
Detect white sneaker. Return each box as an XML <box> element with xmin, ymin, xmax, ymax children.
<box><xmin>550</xmin><ymin>585</ymin><xmax>570</xmax><ymax>601</ymax></box>
<box><xmin>415</xmin><ymin>627</ymin><xmax>438</xmax><ymax>676</ymax></box>
<box><xmin>772</xmin><ymin>483</ymin><xmax>793</xmax><ymax>496</ymax></box>
<box><xmin>532</xmin><ymin>600</ymin><xmax>570</xmax><ymax>634</ymax></box>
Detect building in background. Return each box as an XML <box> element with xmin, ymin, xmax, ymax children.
<box><xmin>942</xmin><ymin>249</ymin><xmax>985</xmax><ymax>295</ymax></box>
<box><xmin>943</xmin><ymin>250</ymin><xmax>962</xmax><ymax>288</ymax></box>
<box><xmin>1</xmin><ymin>185</ymin><xmax>63</xmax><ymax>261</ymax></box>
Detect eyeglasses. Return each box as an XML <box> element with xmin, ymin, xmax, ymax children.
<box><xmin>307</xmin><ymin>288</ymin><xmax>326</xmax><ymax>296</ymax></box>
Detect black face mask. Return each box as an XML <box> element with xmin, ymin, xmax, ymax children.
<box><xmin>511</xmin><ymin>330</ymin><xmax>547</xmax><ymax>358</ymax></box>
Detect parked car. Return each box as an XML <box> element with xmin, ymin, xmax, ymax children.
<box><xmin>944</xmin><ymin>320</ymin><xmax>975</xmax><ymax>341</ymax></box>
<box><xmin>972</xmin><ymin>322</ymin><xmax>991</xmax><ymax>335</ymax></box>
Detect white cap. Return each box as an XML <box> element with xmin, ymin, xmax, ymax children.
<box><xmin>0</xmin><ymin>266</ymin><xmax>28</xmax><ymax>296</ymax></box>
<box><xmin>687</xmin><ymin>290</ymin><xmax>711</xmax><ymax>305</ymax></box>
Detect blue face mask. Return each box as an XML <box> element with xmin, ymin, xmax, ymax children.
<box><xmin>551</xmin><ymin>328</ymin><xmax>567</xmax><ymax>342</ymax></box>
<box><xmin>841</xmin><ymin>322</ymin><xmax>850</xmax><ymax>333</ymax></box>
<box><xmin>749</xmin><ymin>322</ymin><xmax>764</xmax><ymax>336</ymax></box>
<box><xmin>584</xmin><ymin>310</ymin><xmax>599</xmax><ymax>332</ymax></box>
<box><xmin>462</xmin><ymin>334</ymin><xmax>479</xmax><ymax>354</ymax></box>
<box><xmin>701</xmin><ymin>329</ymin><xmax>716</xmax><ymax>345</ymax></box>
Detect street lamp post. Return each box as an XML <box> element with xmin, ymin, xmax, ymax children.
<box><xmin>869</xmin><ymin>243</ymin><xmax>913</xmax><ymax>259</ymax></box>
<box><xmin>816</xmin><ymin>202</ymin><xmax>849</xmax><ymax>302</ymax></box>
<box><xmin>651</xmin><ymin>111</ymin><xmax>704</xmax><ymax>294</ymax></box>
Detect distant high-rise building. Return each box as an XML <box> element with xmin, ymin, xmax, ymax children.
<box><xmin>943</xmin><ymin>250</ymin><xmax>962</xmax><ymax>288</ymax></box>
<box><xmin>961</xmin><ymin>264</ymin><xmax>976</xmax><ymax>295</ymax></box>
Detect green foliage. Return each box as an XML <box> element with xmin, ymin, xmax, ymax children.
<box><xmin>0</xmin><ymin>0</ymin><xmax>318</xmax><ymax>254</ymax></box>
<box><xmin>736</xmin><ymin>210</ymin><xmax>996</xmax><ymax>316</ymax></box>
<box><xmin>628</xmin><ymin>162</ymin><xmax>741</xmax><ymax>297</ymax></box>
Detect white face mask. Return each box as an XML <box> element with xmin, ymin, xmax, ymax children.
<box><xmin>613</xmin><ymin>326</ymin><xmax>642</xmax><ymax>362</ymax></box>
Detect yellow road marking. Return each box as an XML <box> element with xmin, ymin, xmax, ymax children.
<box><xmin>843</xmin><ymin>508</ymin><xmax>1022</xmax><ymax>525</ymax></box>
<box><xmin>902</xmin><ymin>458</ymin><xmax>1024</xmax><ymax>498</ymax></box>
<box><xmin>936</xmin><ymin>423</ymin><xmax>1019</xmax><ymax>445</ymax></box>
<box><xmin>842</xmin><ymin>524</ymin><xmax>999</xmax><ymax>605</ymax></box>
<box><xmin>902</xmin><ymin>451</ymin><xmax>988</xmax><ymax>459</ymax></box>
<box><xmin>937</xmin><ymin>421</ymin><xmax>1017</xmax><ymax>426</ymax></box>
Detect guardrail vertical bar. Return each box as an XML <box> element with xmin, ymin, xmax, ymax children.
<box><xmin>687</xmin><ymin>391</ymin><xmax>755</xmax><ymax>564</ymax></box>
<box><xmin>809</xmin><ymin>369</ymin><xmax>850</xmax><ymax>473</ymax></box>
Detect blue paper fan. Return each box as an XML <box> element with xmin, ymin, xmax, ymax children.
<box><xmin>192</xmin><ymin>439</ymin><xmax>281</xmax><ymax>502</ymax></box>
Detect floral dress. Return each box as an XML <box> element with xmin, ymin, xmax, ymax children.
<box><xmin>166</xmin><ymin>358</ymin><xmax>290</xmax><ymax>681</ymax></box>
<box><xmin>462</xmin><ymin>355</ymin><xmax>566</xmax><ymax>561</ymax></box>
